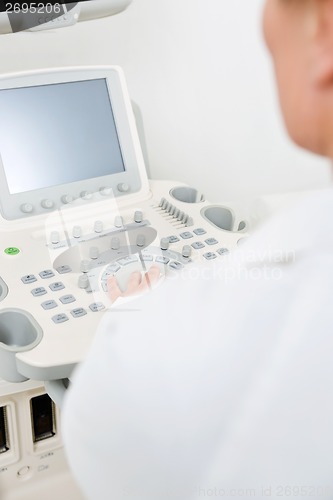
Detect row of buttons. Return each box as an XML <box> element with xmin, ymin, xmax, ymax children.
<box><xmin>31</xmin><ymin>283</ymin><xmax>65</xmax><ymax>296</ymax></box>
<box><xmin>21</xmin><ymin>266</ymin><xmax>72</xmax><ymax>284</ymax></box>
<box><xmin>50</xmin><ymin>303</ymin><xmax>105</xmax><ymax>323</ymax></box>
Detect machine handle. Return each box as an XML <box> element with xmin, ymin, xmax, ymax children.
<box><xmin>44</xmin><ymin>378</ymin><xmax>70</xmax><ymax>408</ymax></box>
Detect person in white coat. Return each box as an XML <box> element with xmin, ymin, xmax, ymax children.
<box><xmin>62</xmin><ymin>1</ymin><xmax>333</xmax><ymax>499</ymax></box>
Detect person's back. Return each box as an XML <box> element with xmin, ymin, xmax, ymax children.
<box><xmin>62</xmin><ymin>1</ymin><xmax>333</xmax><ymax>498</ymax></box>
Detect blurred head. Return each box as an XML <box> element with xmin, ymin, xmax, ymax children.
<box><xmin>263</xmin><ymin>0</ymin><xmax>333</xmax><ymax>159</ymax></box>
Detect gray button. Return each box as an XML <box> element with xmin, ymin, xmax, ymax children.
<box><xmin>194</xmin><ymin>228</ymin><xmax>207</xmax><ymax>236</ymax></box>
<box><xmin>41</xmin><ymin>300</ymin><xmax>58</xmax><ymax>310</ymax></box>
<box><xmin>49</xmin><ymin>282</ymin><xmax>65</xmax><ymax>292</ymax></box>
<box><xmin>71</xmin><ymin>308</ymin><xmax>87</xmax><ymax>318</ymax></box>
<box><xmin>31</xmin><ymin>287</ymin><xmax>47</xmax><ymax>297</ymax></box>
<box><xmin>180</xmin><ymin>232</ymin><xmax>193</xmax><ymax>240</ymax></box>
<box><xmin>21</xmin><ymin>275</ymin><xmax>37</xmax><ymax>284</ymax></box>
<box><xmin>169</xmin><ymin>261</ymin><xmax>184</xmax><ymax>270</ymax></box>
<box><xmin>205</xmin><ymin>238</ymin><xmax>219</xmax><ymax>246</ymax></box>
<box><xmin>89</xmin><ymin>302</ymin><xmax>105</xmax><ymax>312</ymax></box>
<box><xmin>192</xmin><ymin>241</ymin><xmax>205</xmax><ymax>250</ymax></box>
<box><xmin>52</xmin><ymin>313</ymin><xmax>69</xmax><ymax>324</ymax></box>
<box><xmin>217</xmin><ymin>248</ymin><xmax>230</xmax><ymax>256</ymax></box>
<box><xmin>168</xmin><ymin>236</ymin><xmax>180</xmax><ymax>244</ymax></box>
<box><xmin>60</xmin><ymin>294</ymin><xmax>76</xmax><ymax>304</ymax></box>
<box><xmin>155</xmin><ymin>256</ymin><xmax>170</xmax><ymax>265</ymax></box>
<box><xmin>39</xmin><ymin>269</ymin><xmax>55</xmax><ymax>279</ymax></box>
<box><xmin>104</xmin><ymin>264</ymin><xmax>121</xmax><ymax>275</ymax></box>
<box><xmin>142</xmin><ymin>254</ymin><xmax>154</xmax><ymax>262</ymax></box>
<box><xmin>56</xmin><ymin>265</ymin><xmax>72</xmax><ymax>274</ymax></box>
<box><xmin>203</xmin><ymin>252</ymin><xmax>217</xmax><ymax>260</ymax></box>
<box><xmin>118</xmin><ymin>256</ymin><xmax>139</xmax><ymax>266</ymax></box>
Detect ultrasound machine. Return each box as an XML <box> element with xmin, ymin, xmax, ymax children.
<box><xmin>0</xmin><ymin>3</ymin><xmax>248</xmax><ymax>498</ymax></box>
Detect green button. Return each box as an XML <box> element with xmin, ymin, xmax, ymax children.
<box><xmin>4</xmin><ymin>247</ymin><xmax>20</xmax><ymax>256</ymax></box>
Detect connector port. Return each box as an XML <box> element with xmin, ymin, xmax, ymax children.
<box><xmin>30</xmin><ymin>394</ymin><xmax>56</xmax><ymax>443</ymax></box>
<box><xmin>0</xmin><ymin>406</ymin><xmax>9</xmax><ymax>454</ymax></box>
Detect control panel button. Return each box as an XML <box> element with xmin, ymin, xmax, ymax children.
<box><xmin>78</xmin><ymin>275</ymin><xmax>89</xmax><ymax>289</ymax></box>
<box><xmin>60</xmin><ymin>294</ymin><xmax>76</xmax><ymax>304</ymax></box>
<box><xmin>205</xmin><ymin>238</ymin><xmax>219</xmax><ymax>246</ymax></box>
<box><xmin>31</xmin><ymin>287</ymin><xmax>47</xmax><ymax>297</ymax></box>
<box><xmin>118</xmin><ymin>256</ymin><xmax>139</xmax><ymax>266</ymax></box>
<box><xmin>61</xmin><ymin>194</ymin><xmax>74</xmax><ymax>204</ymax></box>
<box><xmin>89</xmin><ymin>247</ymin><xmax>99</xmax><ymax>260</ymax></box>
<box><xmin>217</xmin><ymin>248</ymin><xmax>230</xmax><ymax>256</ymax></box>
<box><xmin>169</xmin><ymin>261</ymin><xmax>184</xmax><ymax>271</ymax></box>
<box><xmin>52</xmin><ymin>313</ymin><xmax>69</xmax><ymax>324</ymax></box>
<box><xmin>117</xmin><ymin>183</ymin><xmax>129</xmax><ymax>193</ymax></box>
<box><xmin>41</xmin><ymin>300</ymin><xmax>58</xmax><ymax>310</ymax></box>
<box><xmin>20</xmin><ymin>203</ymin><xmax>33</xmax><ymax>214</ymax></box>
<box><xmin>4</xmin><ymin>247</ymin><xmax>20</xmax><ymax>256</ymax></box>
<box><xmin>180</xmin><ymin>232</ymin><xmax>193</xmax><ymax>240</ymax></box>
<box><xmin>185</xmin><ymin>217</ymin><xmax>194</xmax><ymax>227</ymax></box>
<box><xmin>136</xmin><ymin>234</ymin><xmax>146</xmax><ymax>247</ymax></box>
<box><xmin>49</xmin><ymin>282</ymin><xmax>65</xmax><ymax>292</ymax></box>
<box><xmin>156</xmin><ymin>256</ymin><xmax>170</xmax><ymax>265</ymax></box>
<box><xmin>71</xmin><ymin>308</ymin><xmax>87</xmax><ymax>318</ymax></box>
<box><xmin>41</xmin><ymin>199</ymin><xmax>54</xmax><ymax>209</ymax></box>
<box><xmin>142</xmin><ymin>254</ymin><xmax>154</xmax><ymax>262</ymax></box>
<box><xmin>94</xmin><ymin>221</ymin><xmax>103</xmax><ymax>233</ymax></box>
<box><xmin>100</xmin><ymin>186</ymin><xmax>112</xmax><ymax>196</ymax></box>
<box><xmin>21</xmin><ymin>274</ymin><xmax>37</xmax><ymax>284</ymax></box>
<box><xmin>80</xmin><ymin>260</ymin><xmax>91</xmax><ymax>273</ymax></box>
<box><xmin>50</xmin><ymin>231</ymin><xmax>60</xmax><ymax>245</ymax></box>
<box><xmin>160</xmin><ymin>238</ymin><xmax>170</xmax><ymax>251</ymax></box>
<box><xmin>80</xmin><ymin>191</ymin><xmax>92</xmax><ymax>200</ymax></box>
<box><xmin>111</xmin><ymin>237</ymin><xmax>120</xmax><ymax>250</ymax></box>
<box><xmin>182</xmin><ymin>245</ymin><xmax>192</xmax><ymax>258</ymax></box>
<box><xmin>193</xmin><ymin>228</ymin><xmax>207</xmax><ymax>236</ymax></box>
<box><xmin>203</xmin><ymin>252</ymin><xmax>217</xmax><ymax>260</ymax></box>
<box><xmin>168</xmin><ymin>235</ymin><xmax>180</xmax><ymax>244</ymax></box>
<box><xmin>114</xmin><ymin>216</ymin><xmax>123</xmax><ymax>228</ymax></box>
<box><xmin>72</xmin><ymin>226</ymin><xmax>82</xmax><ymax>238</ymax></box>
<box><xmin>103</xmin><ymin>263</ymin><xmax>121</xmax><ymax>275</ymax></box>
<box><xmin>56</xmin><ymin>265</ymin><xmax>72</xmax><ymax>274</ymax></box>
<box><xmin>39</xmin><ymin>270</ymin><xmax>55</xmax><ymax>279</ymax></box>
<box><xmin>192</xmin><ymin>241</ymin><xmax>205</xmax><ymax>250</ymax></box>
<box><xmin>134</xmin><ymin>210</ymin><xmax>143</xmax><ymax>223</ymax></box>
<box><xmin>89</xmin><ymin>302</ymin><xmax>105</xmax><ymax>312</ymax></box>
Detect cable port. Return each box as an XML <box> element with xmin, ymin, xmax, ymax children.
<box><xmin>30</xmin><ymin>394</ymin><xmax>56</xmax><ymax>443</ymax></box>
<box><xmin>0</xmin><ymin>406</ymin><xmax>10</xmax><ymax>454</ymax></box>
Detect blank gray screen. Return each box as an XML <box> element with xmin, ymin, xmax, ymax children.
<box><xmin>0</xmin><ymin>79</ymin><xmax>125</xmax><ymax>194</ymax></box>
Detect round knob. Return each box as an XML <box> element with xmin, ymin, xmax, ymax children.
<box><xmin>89</xmin><ymin>246</ymin><xmax>99</xmax><ymax>260</ymax></box>
<box><xmin>72</xmin><ymin>226</ymin><xmax>82</xmax><ymax>238</ymax></box>
<box><xmin>111</xmin><ymin>237</ymin><xmax>120</xmax><ymax>250</ymax></box>
<box><xmin>182</xmin><ymin>245</ymin><xmax>192</xmax><ymax>258</ymax></box>
<box><xmin>41</xmin><ymin>199</ymin><xmax>54</xmax><ymax>209</ymax></box>
<box><xmin>61</xmin><ymin>194</ymin><xmax>74</xmax><ymax>205</ymax></box>
<box><xmin>160</xmin><ymin>238</ymin><xmax>170</xmax><ymax>251</ymax></box>
<box><xmin>117</xmin><ymin>183</ymin><xmax>129</xmax><ymax>193</ymax></box>
<box><xmin>136</xmin><ymin>234</ymin><xmax>146</xmax><ymax>247</ymax></box>
<box><xmin>78</xmin><ymin>274</ymin><xmax>89</xmax><ymax>289</ymax></box>
<box><xmin>134</xmin><ymin>211</ymin><xmax>143</xmax><ymax>223</ymax></box>
<box><xmin>80</xmin><ymin>191</ymin><xmax>92</xmax><ymax>200</ymax></box>
<box><xmin>100</xmin><ymin>186</ymin><xmax>112</xmax><ymax>196</ymax></box>
<box><xmin>20</xmin><ymin>203</ymin><xmax>33</xmax><ymax>214</ymax></box>
<box><xmin>80</xmin><ymin>260</ymin><xmax>91</xmax><ymax>273</ymax></box>
<box><xmin>50</xmin><ymin>231</ymin><xmax>60</xmax><ymax>245</ymax></box>
<box><xmin>94</xmin><ymin>220</ymin><xmax>103</xmax><ymax>233</ymax></box>
<box><xmin>114</xmin><ymin>216</ymin><xmax>123</xmax><ymax>228</ymax></box>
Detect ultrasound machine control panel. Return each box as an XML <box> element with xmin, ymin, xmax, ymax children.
<box><xmin>0</xmin><ymin>66</ymin><xmax>248</xmax><ymax>386</ymax></box>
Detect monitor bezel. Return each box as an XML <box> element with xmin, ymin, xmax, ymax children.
<box><xmin>0</xmin><ymin>66</ymin><xmax>148</xmax><ymax>220</ymax></box>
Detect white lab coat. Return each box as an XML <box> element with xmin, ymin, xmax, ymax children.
<box><xmin>62</xmin><ymin>188</ymin><xmax>333</xmax><ymax>500</ymax></box>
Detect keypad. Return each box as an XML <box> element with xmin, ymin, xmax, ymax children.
<box><xmin>217</xmin><ymin>248</ymin><xmax>229</xmax><ymax>256</ymax></box>
<box><xmin>60</xmin><ymin>294</ymin><xmax>76</xmax><ymax>304</ymax></box>
<box><xmin>169</xmin><ymin>261</ymin><xmax>184</xmax><ymax>270</ymax></box>
<box><xmin>71</xmin><ymin>308</ymin><xmax>87</xmax><ymax>318</ymax></box>
<box><xmin>39</xmin><ymin>270</ymin><xmax>55</xmax><ymax>279</ymax></box>
<box><xmin>31</xmin><ymin>287</ymin><xmax>47</xmax><ymax>297</ymax></box>
<box><xmin>21</xmin><ymin>275</ymin><xmax>37</xmax><ymax>284</ymax></box>
<box><xmin>49</xmin><ymin>282</ymin><xmax>65</xmax><ymax>292</ymax></box>
<box><xmin>180</xmin><ymin>232</ymin><xmax>193</xmax><ymax>240</ymax></box>
<box><xmin>193</xmin><ymin>228</ymin><xmax>207</xmax><ymax>236</ymax></box>
<box><xmin>56</xmin><ymin>265</ymin><xmax>72</xmax><ymax>274</ymax></box>
<box><xmin>41</xmin><ymin>300</ymin><xmax>58</xmax><ymax>310</ymax></box>
<box><xmin>52</xmin><ymin>313</ymin><xmax>69</xmax><ymax>324</ymax></box>
<box><xmin>205</xmin><ymin>238</ymin><xmax>219</xmax><ymax>246</ymax></box>
<box><xmin>89</xmin><ymin>302</ymin><xmax>105</xmax><ymax>312</ymax></box>
<box><xmin>192</xmin><ymin>241</ymin><xmax>205</xmax><ymax>250</ymax></box>
<box><xmin>168</xmin><ymin>236</ymin><xmax>180</xmax><ymax>244</ymax></box>
<box><xmin>203</xmin><ymin>252</ymin><xmax>217</xmax><ymax>260</ymax></box>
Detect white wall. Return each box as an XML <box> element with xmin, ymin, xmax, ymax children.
<box><xmin>0</xmin><ymin>0</ymin><xmax>331</xmax><ymax>202</ymax></box>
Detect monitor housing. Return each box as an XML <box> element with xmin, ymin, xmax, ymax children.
<box><xmin>0</xmin><ymin>66</ymin><xmax>149</xmax><ymax>221</ymax></box>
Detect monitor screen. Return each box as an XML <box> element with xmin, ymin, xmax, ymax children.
<box><xmin>0</xmin><ymin>78</ymin><xmax>125</xmax><ymax>195</ymax></box>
